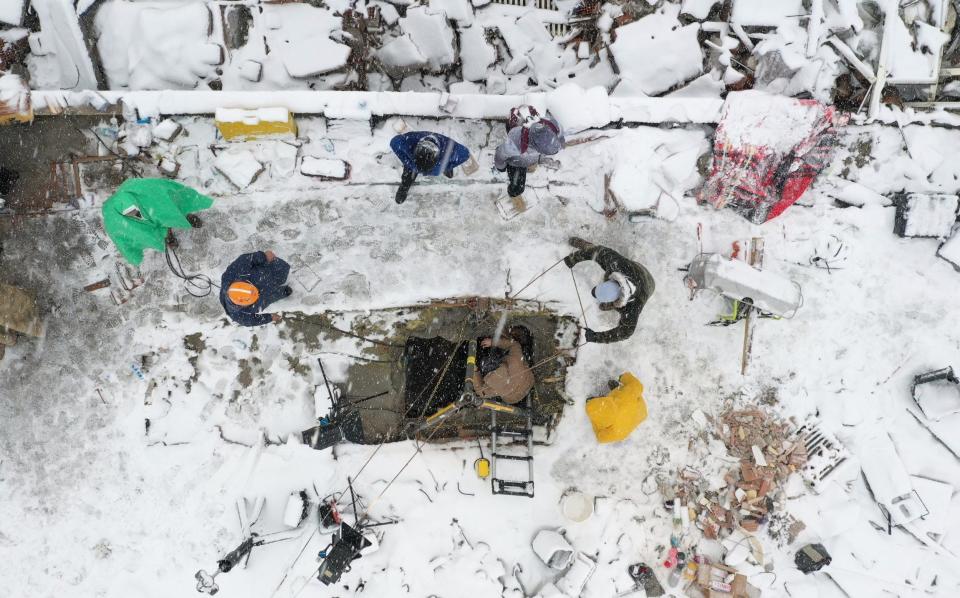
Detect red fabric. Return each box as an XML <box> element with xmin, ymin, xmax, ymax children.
<box><xmin>698</xmin><ymin>99</ymin><xmax>848</xmax><ymax>224</ymax></box>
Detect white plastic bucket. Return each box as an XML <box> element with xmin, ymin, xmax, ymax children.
<box><xmin>561</xmin><ymin>492</ymin><xmax>593</xmax><ymax>523</ymax></box>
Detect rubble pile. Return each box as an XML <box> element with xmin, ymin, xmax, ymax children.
<box><xmin>672</xmin><ymin>408</ymin><xmax>808</xmax><ymax>543</ymax></box>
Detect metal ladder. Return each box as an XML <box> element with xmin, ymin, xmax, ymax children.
<box><xmin>490</xmin><ymin>392</ymin><xmax>535</xmax><ymax>498</ymax></box>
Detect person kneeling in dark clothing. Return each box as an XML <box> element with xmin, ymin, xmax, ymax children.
<box><xmin>219</xmin><ymin>250</ymin><xmax>292</xmax><ymax>326</ymax></box>
<box><xmin>564</xmin><ymin>238</ymin><xmax>655</xmax><ymax>344</ymax></box>
<box><xmin>390</xmin><ymin>131</ymin><xmax>470</xmax><ymax>204</ymax></box>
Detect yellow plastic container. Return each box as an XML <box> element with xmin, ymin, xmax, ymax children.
<box><xmin>215</xmin><ymin>107</ymin><xmax>297</xmax><ymax>140</ymax></box>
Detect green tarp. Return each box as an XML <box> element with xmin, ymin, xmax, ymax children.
<box><xmin>102</xmin><ymin>179</ymin><xmax>213</xmax><ymax>266</ymax></box>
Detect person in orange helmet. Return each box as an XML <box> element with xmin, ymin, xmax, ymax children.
<box><xmin>219</xmin><ymin>250</ymin><xmax>292</xmax><ymax>326</ymax></box>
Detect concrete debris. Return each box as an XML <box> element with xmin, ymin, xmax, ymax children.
<box><xmin>668</xmin><ymin>408</ymin><xmax>807</xmax><ymax>550</ymax></box>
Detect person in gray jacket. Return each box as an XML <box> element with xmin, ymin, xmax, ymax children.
<box><xmin>494</xmin><ymin>105</ymin><xmax>565</xmax><ymax>199</ymax></box>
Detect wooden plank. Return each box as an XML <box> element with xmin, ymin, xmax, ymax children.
<box><xmin>740</xmin><ymin>237</ymin><xmax>765</xmax><ymax>375</ymax></box>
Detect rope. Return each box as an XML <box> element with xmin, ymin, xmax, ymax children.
<box><xmin>287</xmin><ymin>316</ymin><xmax>472</xmax><ymax>598</ymax></box>
<box><xmin>164</xmin><ymin>243</ymin><xmax>218</xmax><ymax>298</ymax></box>
<box><xmin>569</xmin><ymin>268</ymin><xmax>590</xmax><ymax>330</ymax></box>
<box><xmin>508</xmin><ymin>257</ymin><xmax>566</xmax><ymax>299</ymax></box>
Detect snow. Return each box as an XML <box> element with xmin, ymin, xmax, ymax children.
<box><xmin>915</xmin><ymin>377</ymin><xmax>960</xmax><ymax>420</ymax></box>
<box><xmin>546</xmin><ymin>84</ymin><xmax>611</xmax><ymax>134</ymax></box>
<box><xmin>214</xmin><ymin>148</ymin><xmax>264</xmax><ymax>188</ymax></box>
<box><xmin>215</xmin><ymin>107</ymin><xmax>291</xmax><ymax>124</ymax></box>
<box><xmin>278</xmin><ymin>38</ymin><xmax>351</xmax><ymax>79</ymax></box>
<box><xmin>300</xmin><ymin>156</ymin><xmax>348</xmax><ymax>179</ymax></box>
<box><xmin>399</xmin><ymin>6</ymin><xmax>457</xmax><ymax>71</ymax></box>
<box><xmin>940</xmin><ymin>230</ymin><xmax>960</xmax><ymax>268</ymax></box>
<box><xmin>431</xmin><ymin>0</ymin><xmax>475</xmax><ymax>25</ymax></box>
<box><xmin>900</xmin><ymin>193</ymin><xmax>959</xmax><ymax>238</ymax></box>
<box><xmin>0</xmin><ymin>73</ymin><xmax>29</xmax><ymax>114</ymax></box>
<box><xmin>6</xmin><ymin>112</ymin><xmax>960</xmax><ymax>598</ymax></box>
<box><xmin>152</xmin><ymin>119</ymin><xmax>182</xmax><ymax>142</ymax></box>
<box><xmin>377</xmin><ymin>34</ymin><xmax>427</xmax><ymax>70</ymax></box>
<box><xmin>718</xmin><ymin>90</ymin><xmax>823</xmax><ymax>153</ymax></box>
<box><xmin>94</xmin><ymin>1</ymin><xmax>219</xmax><ymax>89</ymax></box>
<box><xmin>880</xmin><ymin>0</ymin><xmax>948</xmax><ymax>84</ymax></box>
<box><xmin>680</xmin><ymin>0</ymin><xmax>718</xmax><ymax>19</ymax></box>
<box><xmin>667</xmin><ymin>73</ymin><xmax>725</xmax><ymax>99</ymax></box>
<box><xmin>609</xmin><ymin>7</ymin><xmax>704</xmax><ymax>96</ymax></box>
<box><xmin>0</xmin><ymin>0</ymin><xmax>24</xmax><ymax>26</ymax></box>
<box><xmin>732</xmin><ymin>0</ymin><xmax>804</xmax><ymax>26</ymax></box>
<box><xmin>14</xmin><ymin>5</ymin><xmax>960</xmax><ymax>596</ymax></box>
<box><xmin>31</xmin><ymin>0</ymin><xmax>98</xmax><ymax>90</ymax></box>
<box><xmin>31</xmin><ymin>89</ymin><xmax>725</xmax><ymax>126</ymax></box>
<box><xmin>459</xmin><ymin>25</ymin><xmax>496</xmax><ymax>82</ymax></box>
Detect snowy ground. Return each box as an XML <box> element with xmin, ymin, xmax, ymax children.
<box><xmin>2</xmin><ymin>116</ymin><xmax>960</xmax><ymax>598</ymax></box>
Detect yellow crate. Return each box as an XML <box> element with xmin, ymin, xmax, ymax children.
<box><xmin>215</xmin><ymin>107</ymin><xmax>297</xmax><ymax>140</ymax></box>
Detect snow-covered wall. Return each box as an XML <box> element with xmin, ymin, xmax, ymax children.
<box><xmin>30</xmin><ymin>87</ymin><xmax>724</xmax><ymax>125</ymax></box>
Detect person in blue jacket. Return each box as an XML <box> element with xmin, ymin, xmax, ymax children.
<box><xmin>219</xmin><ymin>250</ymin><xmax>292</xmax><ymax>326</ymax></box>
<box><xmin>390</xmin><ymin>131</ymin><xmax>470</xmax><ymax>204</ymax></box>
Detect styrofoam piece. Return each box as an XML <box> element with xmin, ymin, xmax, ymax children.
<box><xmin>555</xmin><ymin>552</ymin><xmax>596</xmax><ymax>597</ymax></box>
<box><xmin>857</xmin><ymin>430</ymin><xmax>925</xmax><ymax>526</ymax></box>
<box><xmin>238</xmin><ymin>60</ymin><xmax>263</xmax><ymax>83</ymax></box>
<box><xmin>301</xmin><ymin>156</ymin><xmax>349</xmax><ymax>179</ymax></box>
<box><xmin>153</xmin><ymin>119</ymin><xmax>182</xmax><ymax>142</ymax></box>
<box><xmin>532</xmin><ymin>529</ymin><xmax>575</xmax><ymax>570</ymax></box>
<box><xmin>214</xmin><ymin>149</ymin><xmax>263</xmax><ymax>189</ymax></box>
<box><xmin>282</xmin><ymin>492</ymin><xmax>306</xmax><ymax>528</ymax></box>
<box><xmin>685</xmin><ymin>253</ymin><xmax>802</xmax><ymax>317</ymax></box>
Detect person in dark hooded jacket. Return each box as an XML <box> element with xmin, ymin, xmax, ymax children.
<box><xmin>219</xmin><ymin>250</ymin><xmax>292</xmax><ymax>326</ymax></box>
<box><xmin>494</xmin><ymin>105</ymin><xmax>565</xmax><ymax>199</ymax></box>
<box><xmin>564</xmin><ymin>238</ymin><xmax>655</xmax><ymax>344</ymax></box>
<box><xmin>390</xmin><ymin>131</ymin><xmax>471</xmax><ymax>204</ymax></box>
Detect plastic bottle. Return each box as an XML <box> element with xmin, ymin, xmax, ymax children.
<box><xmin>668</xmin><ymin>553</ymin><xmax>686</xmax><ymax>587</ymax></box>
<box><xmin>663</xmin><ymin>546</ymin><xmax>678</xmax><ymax>568</ymax></box>
<box><xmin>131</xmin><ymin>364</ymin><xmax>146</xmax><ymax>380</ymax></box>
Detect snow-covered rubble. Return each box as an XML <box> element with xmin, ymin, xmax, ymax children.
<box><xmin>610</xmin><ymin>5</ymin><xmax>704</xmax><ymax>96</ymax></box>
<box><xmin>95</xmin><ymin>2</ymin><xmax>222</xmax><ymax>89</ymax></box>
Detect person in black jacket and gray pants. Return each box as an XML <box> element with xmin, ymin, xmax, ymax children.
<box><xmin>564</xmin><ymin>237</ymin><xmax>655</xmax><ymax>344</ymax></box>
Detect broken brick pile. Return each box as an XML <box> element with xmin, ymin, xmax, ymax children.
<box><xmin>672</xmin><ymin>408</ymin><xmax>808</xmax><ymax>542</ymax></box>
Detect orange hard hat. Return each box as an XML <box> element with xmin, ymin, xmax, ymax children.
<box><xmin>227</xmin><ymin>281</ymin><xmax>260</xmax><ymax>306</ymax></box>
